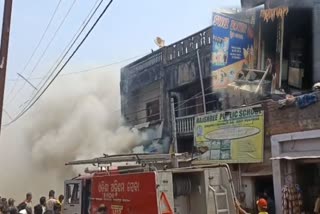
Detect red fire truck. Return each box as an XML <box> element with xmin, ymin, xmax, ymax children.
<box><xmin>63</xmin><ymin>153</ymin><xmax>245</xmax><ymax>214</ymax></box>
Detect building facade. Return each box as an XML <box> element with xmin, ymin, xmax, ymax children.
<box><xmin>121</xmin><ymin>0</ymin><xmax>320</xmax><ymax>212</ymax></box>
<box><xmin>121</xmin><ymin>26</ymin><xmax>214</xmax><ymax>153</ymax></box>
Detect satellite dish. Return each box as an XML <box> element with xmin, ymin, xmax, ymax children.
<box><xmin>154</xmin><ymin>37</ymin><xmax>165</xmax><ymax>48</ymax></box>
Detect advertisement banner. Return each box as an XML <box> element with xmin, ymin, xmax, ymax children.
<box><xmin>211</xmin><ymin>12</ymin><xmax>255</xmax><ymax>89</ymax></box>
<box><xmin>194</xmin><ymin>105</ymin><xmax>264</xmax><ymax>163</ymax></box>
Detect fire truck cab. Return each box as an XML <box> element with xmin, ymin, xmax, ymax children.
<box><xmin>63</xmin><ymin>153</ymin><xmax>244</xmax><ymax>214</ymax></box>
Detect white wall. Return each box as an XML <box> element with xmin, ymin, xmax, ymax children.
<box><xmin>242</xmin><ymin>177</ymin><xmax>255</xmax><ymax>210</ymax></box>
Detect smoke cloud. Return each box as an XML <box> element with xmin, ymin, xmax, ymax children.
<box><xmin>0</xmin><ymin>70</ymin><xmax>141</xmax><ymax>201</ymax></box>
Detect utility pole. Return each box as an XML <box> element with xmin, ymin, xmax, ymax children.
<box><xmin>170</xmin><ymin>98</ymin><xmax>178</xmax><ymax>153</ymax></box>
<box><xmin>0</xmin><ymin>0</ymin><xmax>13</xmax><ymax>132</ymax></box>
<box><xmin>196</xmin><ymin>49</ymin><xmax>206</xmax><ymax>114</ymax></box>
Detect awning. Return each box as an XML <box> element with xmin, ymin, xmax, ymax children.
<box><xmin>271</xmin><ymin>151</ymin><xmax>320</xmax><ymax>160</ymax></box>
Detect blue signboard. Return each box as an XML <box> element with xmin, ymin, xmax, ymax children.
<box><xmin>211</xmin><ymin>12</ymin><xmax>255</xmax><ymax>89</ymax></box>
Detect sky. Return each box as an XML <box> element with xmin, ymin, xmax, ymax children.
<box><xmin>1</xmin><ymin>0</ymin><xmax>240</xmax><ymax>122</ymax></box>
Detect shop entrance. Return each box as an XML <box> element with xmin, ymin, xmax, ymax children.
<box><xmin>255</xmin><ymin>175</ymin><xmax>274</xmax><ymax>198</ymax></box>
<box><xmin>296</xmin><ymin>161</ymin><xmax>320</xmax><ymax>213</ymax></box>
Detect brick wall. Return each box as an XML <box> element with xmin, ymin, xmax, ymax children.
<box><xmin>263</xmin><ymin>99</ymin><xmax>320</xmax><ymax>136</ymax></box>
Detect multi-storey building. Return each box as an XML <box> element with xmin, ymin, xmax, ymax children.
<box><xmin>121</xmin><ymin>1</ymin><xmax>320</xmax><ymax>212</ymax></box>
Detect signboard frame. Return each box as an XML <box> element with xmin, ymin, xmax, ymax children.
<box><xmin>194</xmin><ymin>105</ymin><xmax>264</xmax><ymax>163</ymax></box>
<box><xmin>211</xmin><ymin>12</ymin><xmax>255</xmax><ymax>89</ymax></box>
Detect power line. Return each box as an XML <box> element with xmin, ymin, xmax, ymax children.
<box><xmin>21</xmin><ymin>0</ymin><xmax>64</xmax><ymax>73</ymax></box>
<box><xmin>19</xmin><ymin>0</ymin><xmax>108</xmax><ymax>119</ymax></box>
<box><xmin>3</xmin><ymin>108</ymin><xmax>12</xmax><ymax>120</ymax></box>
<box><xmin>10</xmin><ymin>52</ymin><xmax>146</xmax><ymax>121</ymax></box>
<box><xmin>7</xmin><ymin>0</ymin><xmax>104</xmax><ymax>108</ymax></box>
<box><xmin>35</xmin><ymin>0</ymin><xmax>103</xmax><ymax>91</ymax></box>
<box><xmin>5</xmin><ymin>0</ymin><xmax>112</xmax><ymax>119</ymax></box>
<box><xmin>3</xmin><ymin>0</ymin><xmax>115</xmax><ymax>127</ymax></box>
<box><xmin>28</xmin><ymin>0</ymin><xmax>106</xmax><ymax>104</ymax></box>
<box><xmin>6</xmin><ymin>0</ymin><xmax>77</xmax><ymax>105</ymax></box>
<box><xmin>6</xmin><ymin>0</ymin><xmax>63</xmax><ymax>99</ymax></box>
<box><xmin>7</xmin><ymin>53</ymin><xmax>146</xmax><ymax>81</ymax></box>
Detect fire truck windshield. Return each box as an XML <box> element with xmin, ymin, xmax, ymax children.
<box><xmin>66</xmin><ymin>183</ymin><xmax>80</xmax><ymax>204</ymax></box>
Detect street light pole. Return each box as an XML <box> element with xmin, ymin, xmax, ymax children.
<box><xmin>0</xmin><ymin>0</ymin><xmax>13</xmax><ymax>132</ymax></box>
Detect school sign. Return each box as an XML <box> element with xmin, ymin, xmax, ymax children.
<box><xmin>194</xmin><ymin>105</ymin><xmax>264</xmax><ymax>163</ymax></box>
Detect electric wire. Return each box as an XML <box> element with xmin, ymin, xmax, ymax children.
<box><xmin>5</xmin><ymin>0</ymin><xmax>63</xmax><ymax>97</ymax></box>
<box><xmin>3</xmin><ymin>0</ymin><xmax>115</xmax><ymax>127</ymax></box>
<box><xmin>4</xmin><ymin>52</ymin><xmax>147</xmax><ymax>121</ymax></box>
<box><xmin>34</xmin><ymin>0</ymin><xmax>103</xmax><ymax>91</ymax></box>
<box><xmin>27</xmin><ymin>0</ymin><xmax>106</xmax><ymax>104</ymax></box>
<box><xmin>3</xmin><ymin>108</ymin><xmax>12</xmax><ymax>120</ymax></box>
<box><xmin>7</xmin><ymin>53</ymin><xmax>147</xmax><ymax>81</ymax></box>
<box><xmin>6</xmin><ymin>0</ymin><xmax>78</xmax><ymax>105</ymax></box>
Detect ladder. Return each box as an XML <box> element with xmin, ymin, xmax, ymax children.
<box><xmin>209</xmin><ymin>185</ymin><xmax>230</xmax><ymax>214</ymax></box>
<box><xmin>65</xmin><ymin>153</ymin><xmax>190</xmax><ymax>166</ymax></box>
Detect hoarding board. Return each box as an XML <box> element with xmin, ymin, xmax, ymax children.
<box><xmin>91</xmin><ymin>172</ymin><xmax>158</xmax><ymax>214</ymax></box>
<box><xmin>194</xmin><ymin>105</ymin><xmax>264</xmax><ymax>163</ymax></box>
<box><xmin>211</xmin><ymin>12</ymin><xmax>255</xmax><ymax>89</ymax></box>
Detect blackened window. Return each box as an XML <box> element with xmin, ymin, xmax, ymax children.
<box><xmin>146</xmin><ymin>100</ymin><xmax>160</xmax><ymax>122</ymax></box>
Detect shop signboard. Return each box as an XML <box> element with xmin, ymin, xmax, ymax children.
<box><xmin>194</xmin><ymin>105</ymin><xmax>264</xmax><ymax>163</ymax></box>
<box><xmin>211</xmin><ymin>12</ymin><xmax>255</xmax><ymax>89</ymax></box>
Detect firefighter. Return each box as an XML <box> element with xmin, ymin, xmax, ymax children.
<box><xmin>256</xmin><ymin>198</ymin><xmax>268</xmax><ymax>214</ymax></box>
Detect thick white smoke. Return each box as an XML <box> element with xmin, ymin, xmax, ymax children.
<box><xmin>0</xmin><ymin>70</ymin><xmax>141</xmax><ymax>202</ymax></box>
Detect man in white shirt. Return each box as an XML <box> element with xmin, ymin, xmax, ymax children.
<box><xmin>46</xmin><ymin>190</ymin><xmax>57</xmax><ymax>212</ymax></box>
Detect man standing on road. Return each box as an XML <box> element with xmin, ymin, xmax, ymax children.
<box><xmin>20</xmin><ymin>193</ymin><xmax>32</xmax><ymax>214</ymax></box>
<box><xmin>7</xmin><ymin>198</ymin><xmax>18</xmax><ymax>214</ymax></box>
<box><xmin>46</xmin><ymin>191</ymin><xmax>57</xmax><ymax>212</ymax></box>
<box><xmin>39</xmin><ymin>197</ymin><xmax>46</xmax><ymax>214</ymax></box>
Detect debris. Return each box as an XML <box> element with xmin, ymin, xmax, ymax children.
<box><xmin>295</xmin><ymin>93</ymin><xmax>318</xmax><ymax>109</ymax></box>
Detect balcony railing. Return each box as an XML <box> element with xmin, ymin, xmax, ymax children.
<box><xmin>176</xmin><ymin>115</ymin><xmax>195</xmax><ymax>135</ymax></box>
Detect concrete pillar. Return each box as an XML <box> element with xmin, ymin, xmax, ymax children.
<box><xmin>313</xmin><ymin>3</ymin><xmax>320</xmax><ymax>82</ymax></box>
<box><xmin>271</xmin><ymin>136</ymin><xmax>283</xmax><ymax>214</ymax></box>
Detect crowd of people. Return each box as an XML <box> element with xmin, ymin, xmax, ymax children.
<box><xmin>0</xmin><ymin>190</ymin><xmax>64</xmax><ymax>214</ymax></box>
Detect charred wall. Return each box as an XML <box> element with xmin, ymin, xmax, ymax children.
<box><xmin>164</xmin><ymin>27</ymin><xmax>212</xmax><ymax>91</ymax></box>
<box><xmin>121</xmin><ymin>26</ymin><xmax>214</xmax><ymax>127</ymax></box>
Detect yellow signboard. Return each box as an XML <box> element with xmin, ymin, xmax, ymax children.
<box><xmin>194</xmin><ymin>105</ymin><xmax>264</xmax><ymax>163</ymax></box>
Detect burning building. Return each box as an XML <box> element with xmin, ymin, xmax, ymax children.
<box><xmin>121</xmin><ymin>0</ymin><xmax>320</xmax><ymax>212</ymax></box>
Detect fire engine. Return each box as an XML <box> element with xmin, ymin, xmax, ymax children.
<box><xmin>63</xmin><ymin>153</ymin><xmax>246</xmax><ymax>214</ymax></box>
